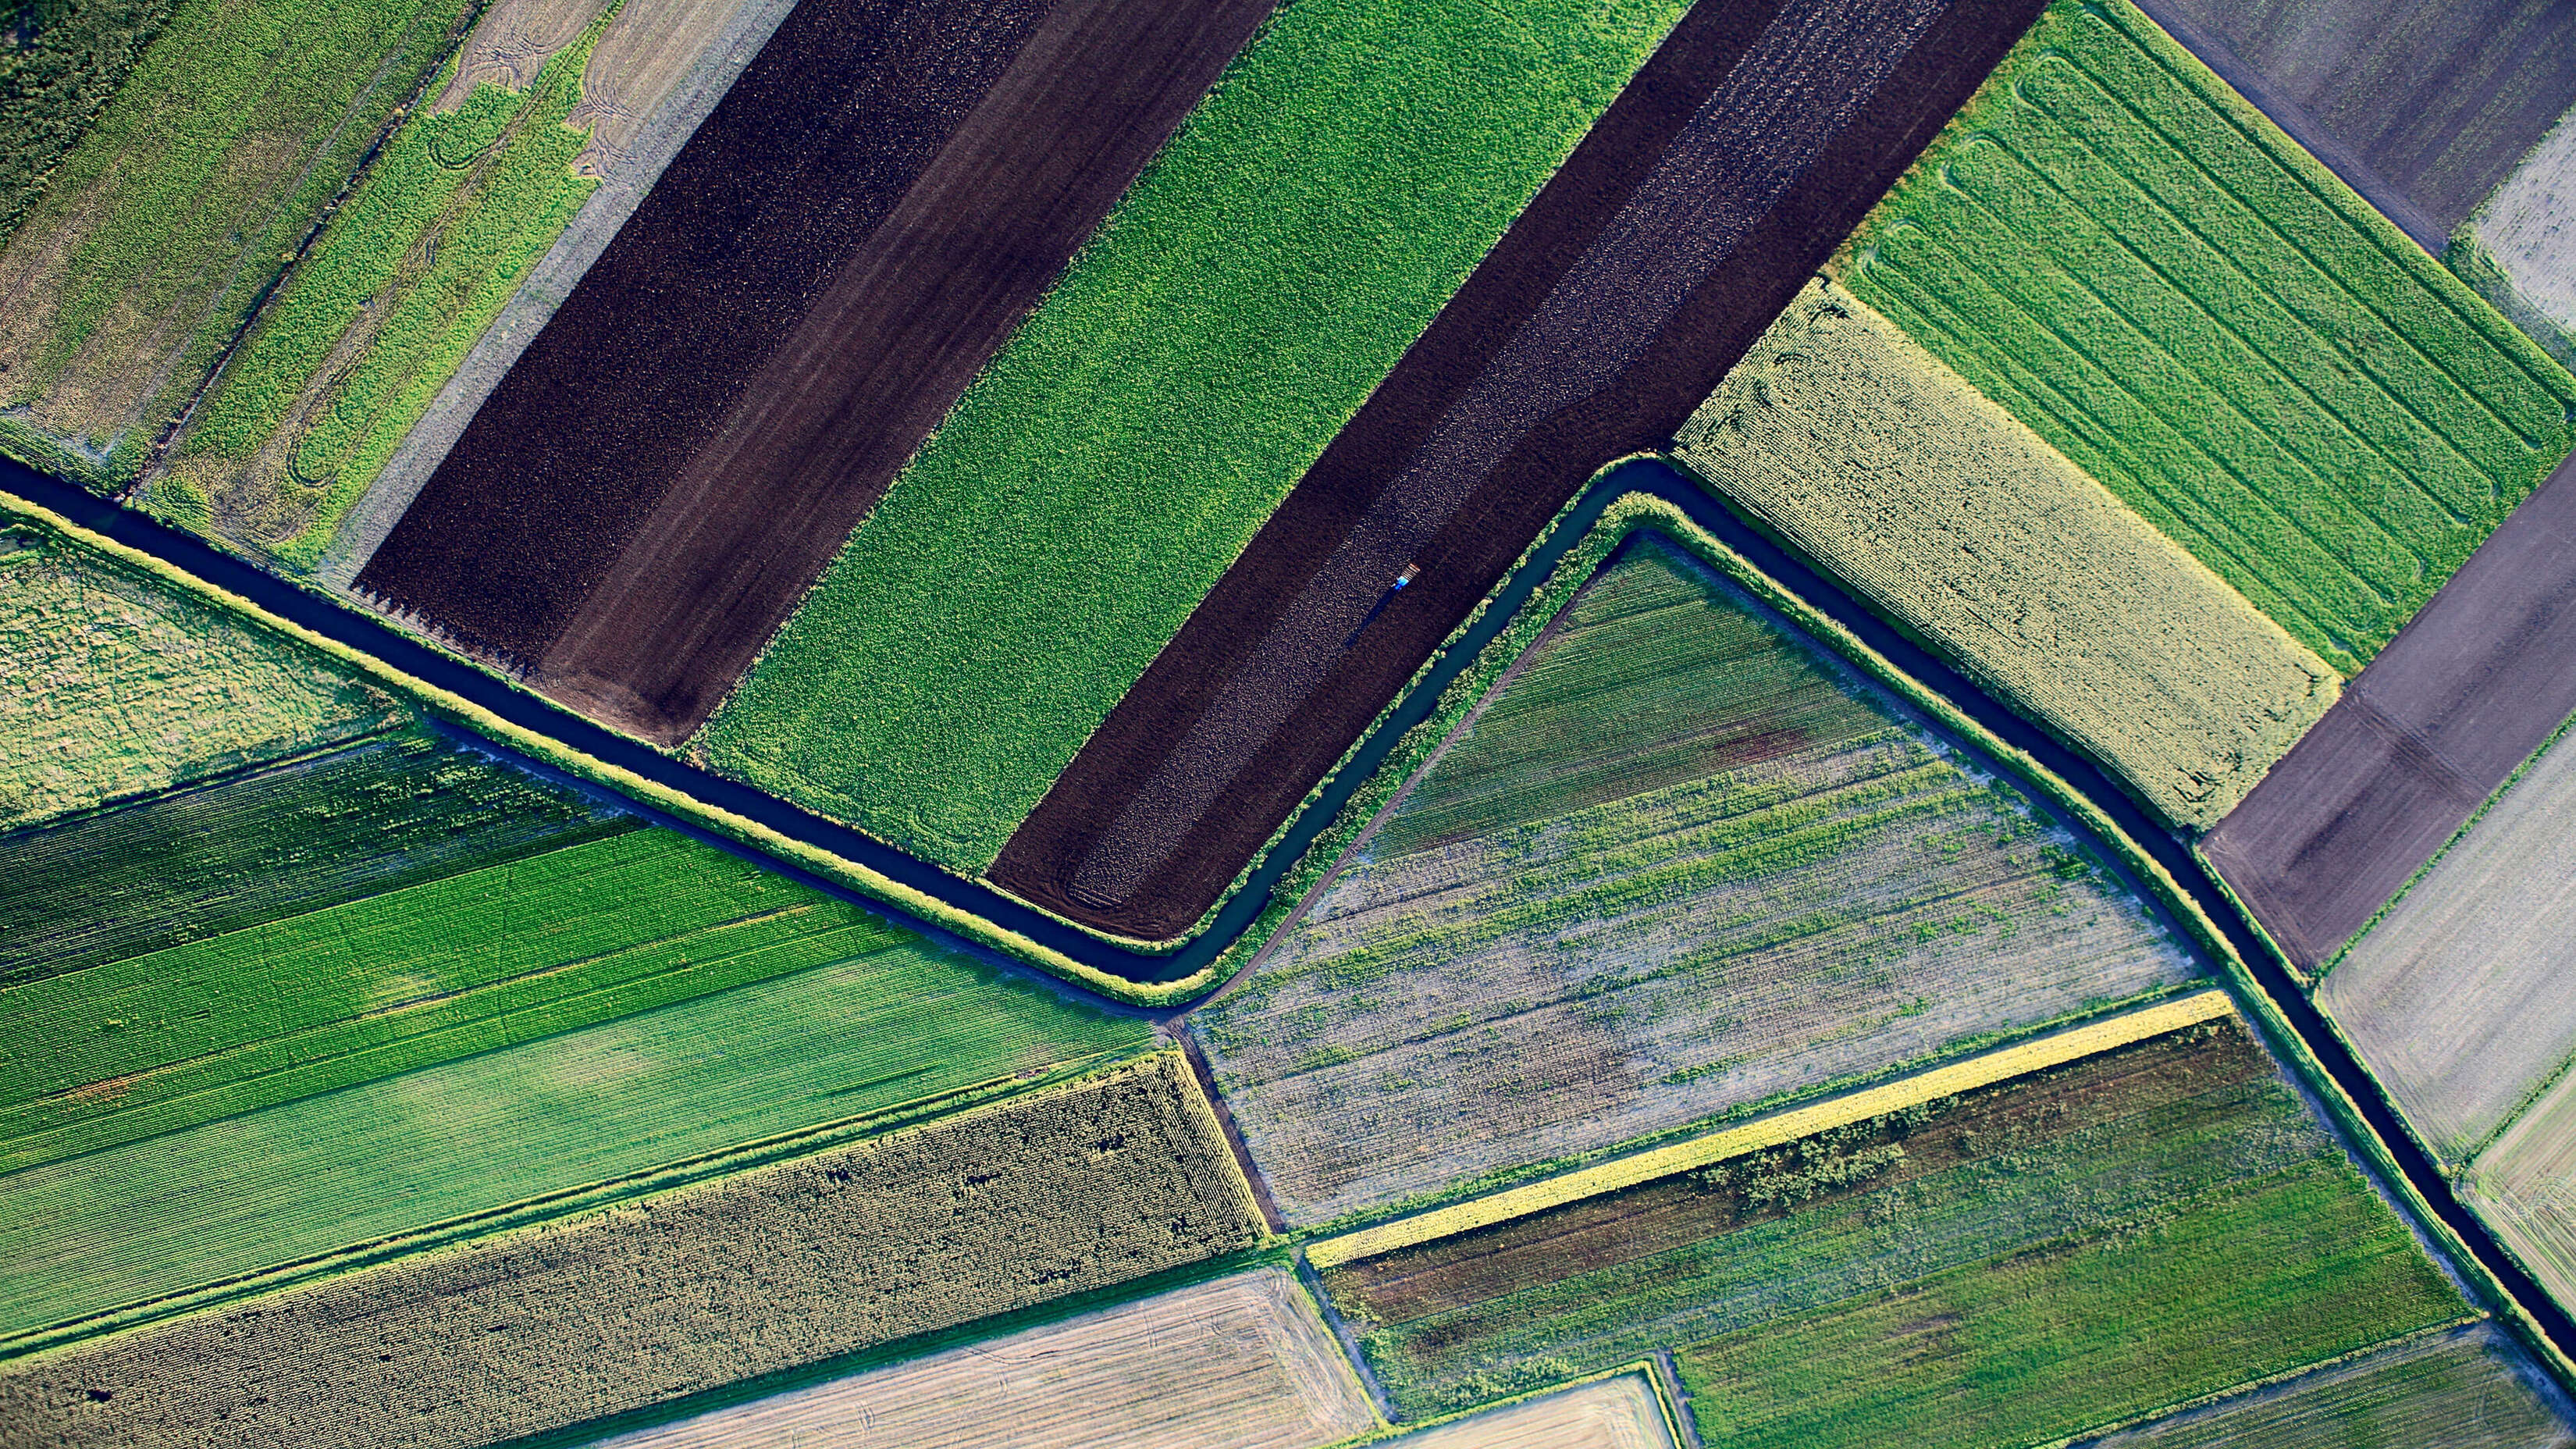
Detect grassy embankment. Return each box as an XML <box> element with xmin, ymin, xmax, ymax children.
<box><xmin>0</xmin><ymin>0</ymin><xmax>174</xmax><ymax>235</ymax></box>
<box><xmin>1315</xmin><ymin>1008</ymin><xmax>2465</xmax><ymax>1439</ymax></box>
<box><xmin>0</xmin><ymin>1054</ymin><xmax>1261</xmax><ymax>1449</ymax></box>
<box><xmin>701</xmin><ymin>0</ymin><xmax>1692</xmax><ymax>871</ymax></box>
<box><xmin>0</xmin><ymin>728</ymin><xmax>634</xmax><ymax>988</ymax></box>
<box><xmin>1838</xmin><ymin>0</ymin><xmax>2576</xmax><ymax>677</ymax></box>
<box><xmin>155</xmin><ymin>4</ymin><xmax>610</xmax><ymax>565</ymax></box>
<box><xmin>1677</xmin><ymin>279</ymin><xmax>2338</xmax><ymax>830</ymax></box>
<box><xmin>1194</xmin><ymin>534</ymin><xmax>2196</xmax><ymax>1225</ymax></box>
<box><xmin>0</xmin><ymin>523</ymin><xmax>397</xmax><ymax>829</ymax></box>
<box><xmin>0</xmin><ymin>0</ymin><xmax>462</xmax><ymax>486</ymax></box>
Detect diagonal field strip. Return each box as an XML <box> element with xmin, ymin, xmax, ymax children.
<box><xmin>1307</xmin><ymin>989</ymin><xmax>2233</xmax><ymax>1269</ymax></box>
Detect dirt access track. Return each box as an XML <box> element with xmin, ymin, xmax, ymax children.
<box><xmin>991</xmin><ymin>0</ymin><xmax>2051</xmax><ymax>938</ymax></box>
<box><xmin>2203</xmin><ymin>448</ymin><xmax>2576</xmax><ymax>971</ymax></box>
<box><xmin>354</xmin><ymin>0</ymin><xmax>1276</xmax><ymax>741</ymax></box>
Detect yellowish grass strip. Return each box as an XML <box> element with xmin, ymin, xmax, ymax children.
<box><xmin>1307</xmin><ymin>989</ymin><xmax>2233</xmax><ymax>1269</ymax></box>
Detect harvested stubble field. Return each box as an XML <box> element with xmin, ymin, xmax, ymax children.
<box><xmin>1676</xmin><ymin>279</ymin><xmax>2338</xmax><ymax>830</ymax></box>
<box><xmin>590</xmin><ymin>1266</ymin><xmax>1375</xmax><ymax>1449</ymax></box>
<box><xmin>2316</xmin><ymin>721</ymin><xmax>2576</xmax><ymax>1163</ymax></box>
<box><xmin>1386</xmin><ymin>1374</ymin><xmax>1674</xmax><ymax>1449</ymax></box>
<box><xmin>0</xmin><ymin>860</ymin><xmax>1146</xmax><ymax>1336</ymax></box>
<box><xmin>2466</xmin><ymin>1067</ymin><xmax>2576</xmax><ymax>1315</ymax></box>
<box><xmin>2087</xmin><ymin>1323</ymin><xmax>2574</xmax><ymax>1448</ymax></box>
<box><xmin>360</xmin><ymin>0</ymin><xmax>1278</xmax><ymax>743</ymax></box>
<box><xmin>1839</xmin><ymin>0</ymin><xmax>2576</xmax><ymax>680</ymax></box>
<box><xmin>2461</xmin><ymin>109</ymin><xmax>2576</xmax><ymax>368</ymax></box>
<box><xmin>988</xmin><ymin>0</ymin><xmax>2051</xmax><ymax>938</ymax></box>
<box><xmin>1192</xmin><ymin>536</ymin><xmax>2196</xmax><ymax>1226</ymax></box>
<box><xmin>0</xmin><ymin>1054</ymin><xmax>1264</xmax><ymax>1449</ymax></box>
<box><xmin>1318</xmin><ymin>1012</ymin><xmax>2463</xmax><ymax>1437</ymax></box>
<box><xmin>0</xmin><ymin>726</ymin><xmax>632</xmax><ymax>989</ymax></box>
<box><xmin>2138</xmin><ymin>0</ymin><xmax>2576</xmax><ymax>237</ymax></box>
<box><xmin>699</xmin><ymin>0</ymin><xmax>1695</xmax><ymax>866</ymax></box>
<box><xmin>0</xmin><ymin>0</ymin><xmax>172</xmax><ymax>236</ymax></box>
<box><xmin>151</xmin><ymin>0</ymin><xmax>611</xmax><ymax>567</ymax></box>
<box><xmin>0</xmin><ymin>0</ymin><xmax>464</xmax><ymax>486</ymax></box>
<box><xmin>0</xmin><ymin>522</ymin><xmax>396</xmax><ymax>830</ymax></box>
<box><xmin>2202</xmin><ymin>450</ymin><xmax>2576</xmax><ymax>969</ymax></box>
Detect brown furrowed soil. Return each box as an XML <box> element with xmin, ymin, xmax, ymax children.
<box><xmin>991</xmin><ymin>0</ymin><xmax>2048</xmax><ymax>939</ymax></box>
<box><xmin>2202</xmin><ymin>448</ymin><xmax>2576</xmax><ymax>970</ymax></box>
<box><xmin>354</xmin><ymin>0</ymin><xmax>1272</xmax><ymax>741</ymax></box>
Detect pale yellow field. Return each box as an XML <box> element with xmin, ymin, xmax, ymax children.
<box><xmin>2467</xmin><ymin>1063</ymin><xmax>2576</xmax><ymax>1312</ymax></box>
<box><xmin>2319</xmin><ymin>726</ymin><xmax>2576</xmax><ymax>1161</ymax></box>
<box><xmin>1376</xmin><ymin>1374</ymin><xmax>1673</xmax><ymax>1449</ymax></box>
<box><xmin>1674</xmin><ymin>279</ymin><xmax>2338</xmax><ymax>829</ymax></box>
<box><xmin>592</xmin><ymin>1267</ymin><xmax>1379</xmax><ymax>1449</ymax></box>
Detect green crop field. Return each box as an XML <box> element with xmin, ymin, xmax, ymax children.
<box><xmin>1838</xmin><ymin>0</ymin><xmax>2576</xmax><ymax>675</ymax></box>
<box><xmin>0</xmin><ymin>903</ymin><xmax>1147</xmax><ymax>1335</ymax></box>
<box><xmin>0</xmin><ymin>0</ymin><xmax>174</xmax><ymax>237</ymax></box>
<box><xmin>1678</xmin><ymin>280</ymin><xmax>2339</xmax><ymax>829</ymax></box>
<box><xmin>1</xmin><ymin>1054</ymin><xmax>1261</xmax><ymax>1449</ymax></box>
<box><xmin>155</xmin><ymin>5</ymin><xmax>607</xmax><ymax>566</ymax></box>
<box><xmin>0</xmin><ymin>0</ymin><xmax>461</xmax><ymax>486</ymax></box>
<box><xmin>1321</xmin><ymin>1016</ymin><xmax>2464</xmax><ymax>1434</ymax></box>
<box><xmin>2092</xmin><ymin>1323</ymin><xmax>2571</xmax><ymax>1448</ymax></box>
<box><xmin>700</xmin><ymin>0</ymin><xmax>1692</xmax><ymax>870</ymax></box>
<box><xmin>0</xmin><ymin>522</ymin><xmax>397</xmax><ymax>830</ymax></box>
<box><xmin>1194</xmin><ymin>532</ymin><xmax>2196</xmax><ymax>1225</ymax></box>
<box><xmin>0</xmin><ymin>727</ymin><xmax>632</xmax><ymax>989</ymax></box>
<box><xmin>0</xmin><ymin>827</ymin><xmax>927</xmax><ymax>1170</ymax></box>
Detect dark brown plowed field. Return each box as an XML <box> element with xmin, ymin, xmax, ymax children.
<box><xmin>991</xmin><ymin>0</ymin><xmax>2050</xmax><ymax>938</ymax></box>
<box><xmin>355</xmin><ymin>0</ymin><xmax>1275</xmax><ymax>742</ymax></box>
<box><xmin>2204</xmin><ymin>449</ymin><xmax>2576</xmax><ymax>970</ymax></box>
<box><xmin>2134</xmin><ymin>0</ymin><xmax>2576</xmax><ymax>244</ymax></box>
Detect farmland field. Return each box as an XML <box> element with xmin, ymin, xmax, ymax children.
<box><xmin>1676</xmin><ymin>279</ymin><xmax>2338</xmax><ymax>829</ymax></box>
<box><xmin>1839</xmin><ymin>0</ymin><xmax>2576</xmax><ymax>678</ymax></box>
<box><xmin>2467</xmin><ymin>1066</ymin><xmax>2576</xmax><ymax>1313</ymax></box>
<box><xmin>2318</xmin><ymin>720</ymin><xmax>2576</xmax><ymax>1162</ymax></box>
<box><xmin>0</xmin><ymin>888</ymin><xmax>1147</xmax><ymax>1335</ymax></box>
<box><xmin>0</xmin><ymin>1053</ymin><xmax>1261</xmax><ymax>1449</ymax></box>
<box><xmin>0</xmin><ymin>0</ymin><xmax>463</xmax><ymax>486</ymax></box>
<box><xmin>0</xmin><ymin>725</ymin><xmax>632</xmax><ymax>988</ymax></box>
<box><xmin>0</xmin><ymin>827</ymin><xmax>924</xmax><ymax>1170</ymax></box>
<box><xmin>2090</xmin><ymin>1323</ymin><xmax>2573</xmax><ymax>1448</ymax></box>
<box><xmin>0</xmin><ymin>521</ymin><xmax>396</xmax><ymax>829</ymax></box>
<box><xmin>1390</xmin><ymin>1374</ymin><xmax>1673</xmax><ymax>1449</ymax></box>
<box><xmin>1316</xmin><ymin>1009</ymin><xmax>2462</xmax><ymax>1433</ymax></box>
<box><xmin>0</xmin><ymin>0</ymin><xmax>172</xmax><ymax>235</ymax></box>
<box><xmin>1193</xmin><ymin>533</ymin><xmax>2197</xmax><ymax>1225</ymax></box>
<box><xmin>2461</xmin><ymin>108</ymin><xmax>2576</xmax><ymax>367</ymax></box>
<box><xmin>589</xmin><ymin>1267</ymin><xmax>1375</xmax><ymax>1449</ymax></box>
<box><xmin>149</xmin><ymin>0</ymin><xmax>610</xmax><ymax>567</ymax></box>
<box><xmin>696</xmin><ymin>0</ymin><xmax>1695</xmax><ymax>866</ymax></box>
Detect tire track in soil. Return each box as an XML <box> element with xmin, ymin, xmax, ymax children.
<box><xmin>353</xmin><ymin>0</ymin><xmax>1276</xmax><ymax>742</ymax></box>
<box><xmin>992</xmin><ymin>0</ymin><xmax>2052</xmax><ymax>939</ymax></box>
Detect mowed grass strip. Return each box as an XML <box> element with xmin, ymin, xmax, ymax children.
<box><xmin>0</xmin><ymin>0</ymin><xmax>464</xmax><ymax>484</ymax></box>
<box><xmin>0</xmin><ymin>828</ymin><xmax>901</xmax><ymax>1170</ymax></box>
<box><xmin>700</xmin><ymin>0</ymin><xmax>1690</xmax><ymax>870</ymax></box>
<box><xmin>1677</xmin><ymin>279</ymin><xmax>2338</xmax><ymax>829</ymax></box>
<box><xmin>0</xmin><ymin>919</ymin><xmax>1147</xmax><ymax>1336</ymax></box>
<box><xmin>1839</xmin><ymin>0</ymin><xmax>2576</xmax><ymax>675</ymax></box>
<box><xmin>1320</xmin><ymin>1013</ymin><xmax>2464</xmax><ymax>1433</ymax></box>
<box><xmin>0</xmin><ymin>524</ymin><xmax>397</xmax><ymax>831</ymax></box>
<box><xmin>156</xmin><ymin>5</ymin><xmax>606</xmax><ymax>566</ymax></box>
<box><xmin>0</xmin><ymin>1054</ymin><xmax>1258</xmax><ymax>1449</ymax></box>
<box><xmin>0</xmin><ymin>728</ymin><xmax>633</xmax><ymax>989</ymax></box>
<box><xmin>1195</xmin><ymin>535</ymin><xmax>2194</xmax><ymax>1225</ymax></box>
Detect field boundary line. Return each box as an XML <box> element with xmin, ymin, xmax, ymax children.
<box><xmin>1306</xmin><ymin>989</ymin><xmax>2230</xmax><ymax>1268</ymax></box>
<box><xmin>1313</xmin><ymin>1362</ymin><xmax>1678</xmax><ymax>1447</ymax></box>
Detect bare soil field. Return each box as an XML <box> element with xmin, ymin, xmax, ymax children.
<box><xmin>2204</xmin><ymin>449</ymin><xmax>2576</xmax><ymax>969</ymax></box>
<box><xmin>1389</xmin><ymin>1373</ymin><xmax>1674</xmax><ymax>1449</ymax></box>
<box><xmin>0</xmin><ymin>1054</ymin><xmax>1261</xmax><ymax>1449</ymax></box>
<box><xmin>588</xmin><ymin>1268</ymin><xmax>1375</xmax><ymax>1449</ymax></box>
<box><xmin>2469</xmin><ymin>1069</ymin><xmax>2576</xmax><ymax>1314</ymax></box>
<box><xmin>2086</xmin><ymin>1323</ymin><xmax>2573</xmax><ymax>1448</ymax></box>
<box><xmin>1191</xmin><ymin>536</ymin><xmax>2194</xmax><ymax>1224</ymax></box>
<box><xmin>2461</xmin><ymin>105</ymin><xmax>2576</xmax><ymax>368</ymax></box>
<box><xmin>2316</xmin><ymin>724</ymin><xmax>2576</xmax><ymax>1162</ymax></box>
<box><xmin>356</xmin><ymin>0</ymin><xmax>1276</xmax><ymax>742</ymax></box>
<box><xmin>2136</xmin><ymin>0</ymin><xmax>2576</xmax><ymax>240</ymax></box>
<box><xmin>991</xmin><ymin>0</ymin><xmax>2048</xmax><ymax>939</ymax></box>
